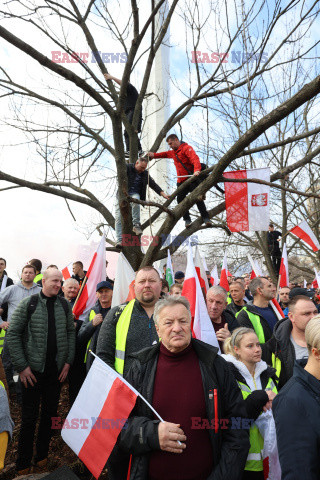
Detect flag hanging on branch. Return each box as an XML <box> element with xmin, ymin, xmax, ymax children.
<box><xmin>73</xmin><ymin>236</ymin><xmax>106</xmax><ymax>321</ymax></box>
<box><xmin>219</xmin><ymin>253</ymin><xmax>230</xmax><ymax>291</ymax></box>
<box><xmin>210</xmin><ymin>266</ymin><xmax>219</xmax><ymax>286</ymax></box>
<box><xmin>290</xmin><ymin>220</ymin><xmax>320</xmax><ymax>252</ymax></box>
<box><xmin>111</xmin><ymin>253</ymin><xmax>135</xmax><ymax>308</ymax></box>
<box><xmin>62</xmin><ymin>262</ymin><xmax>73</xmax><ymax>280</ymax></box>
<box><xmin>165</xmin><ymin>250</ymin><xmax>174</xmax><ymax>288</ymax></box>
<box><xmin>279</xmin><ymin>243</ymin><xmax>289</xmax><ymax>288</ymax></box>
<box><xmin>224</xmin><ymin>168</ymin><xmax>270</xmax><ymax>232</ymax></box>
<box><xmin>194</xmin><ymin>246</ymin><xmax>209</xmax><ymax>294</ymax></box>
<box><xmin>182</xmin><ymin>244</ymin><xmax>219</xmax><ymax>350</ymax></box>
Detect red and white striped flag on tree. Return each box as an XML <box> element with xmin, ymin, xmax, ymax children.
<box><xmin>290</xmin><ymin>220</ymin><xmax>320</xmax><ymax>252</ymax></box>
<box><xmin>224</xmin><ymin>168</ymin><xmax>270</xmax><ymax>232</ymax></box>
<box><xmin>73</xmin><ymin>236</ymin><xmax>106</xmax><ymax>321</ymax></box>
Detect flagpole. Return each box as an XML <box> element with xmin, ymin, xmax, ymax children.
<box><xmin>72</xmin><ymin>276</ymin><xmax>88</xmax><ymax>312</ymax></box>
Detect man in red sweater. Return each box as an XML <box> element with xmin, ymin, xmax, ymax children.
<box><xmin>119</xmin><ymin>296</ymin><xmax>250</xmax><ymax>480</ymax></box>
<box><xmin>148</xmin><ymin>134</ymin><xmax>212</xmax><ymax>228</ymax></box>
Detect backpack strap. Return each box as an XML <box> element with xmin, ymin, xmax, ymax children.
<box><xmin>58</xmin><ymin>296</ymin><xmax>69</xmax><ymax>319</ymax></box>
<box><xmin>27</xmin><ymin>294</ymin><xmax>40</xmax><ymax>323</ymax></box>
<box><xmin>173</xmin><ymin>151</ymin><xmax>193</xmax><ymax>175</ymax></box>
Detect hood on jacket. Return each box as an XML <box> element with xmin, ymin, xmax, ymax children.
<box><xmin>16</xmin><ymin>281</ymin><xmax>40</xmax><ymax>291</ymax></box>
<box><xmin>221</xmin><ymin>353</ymin><xmax>268</xmax><ymax>386</ymax></box>
<box><xmin>273</xmin><ymin>317</ymin><xmax>292</xmax><ymax>342</ymax></box>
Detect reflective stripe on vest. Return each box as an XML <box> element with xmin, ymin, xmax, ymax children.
<box><xmin>114</xmin><ymin>299</ymin><xmax>136</xmax><ymax>375</ymax></box>
<box><xmin>271</xmin><ymin>353</ymin><xmax>282</xmax><ymax>379</ymax></box>
<box><xmin>0</xmin><ymin>380</ymin><xmax>4</xmax><ymax>389</ymax></box>
<box><xmin>236</xmin><ymin>307</ymin><xmax>265</xmax><ymax>343</ymax></box>
<box><xmin>0</xmin><ymin>329</ymin><xmax>5</xmax><ymax>355</ymax></box>
<box><xmin>238</xmin><ymin>379</ymin><xmax>277</xmax><ymax>472</ymax></box>
<box><xmin>84</xmin><ymin>309</ymin><xmax>97</xmax><ymax>363</ymax></box>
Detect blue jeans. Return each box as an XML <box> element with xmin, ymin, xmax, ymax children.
<box><xmin>115</xmin><ymin>193</ymin><xmax>140</xmax><ymax>243</ymax></box>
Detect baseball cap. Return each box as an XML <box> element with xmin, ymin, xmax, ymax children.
<box><xmin>289</xmin><ymin>287</ymin><xmax>314</xmax><ymax>299</ymax></box>
<box><xmin>96</xmin><ymin>281</ymin><xmax>113</xmax><ymax>291</ymax></box>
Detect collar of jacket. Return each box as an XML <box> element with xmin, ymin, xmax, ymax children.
<box><xmin>129</xmin><ymin>337</ymin><xmax>219</xmax><ymax>365</ymax></box>
<box><xmin>293</xmin><ymin>359</ymin><xmax>320</xmax><ymax>396</ymax></box>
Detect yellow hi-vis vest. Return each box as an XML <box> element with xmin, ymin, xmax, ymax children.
<box><xmin>34</xmin><ymin>273</ymin><xmax>43</xmax><ymax>283</ymax></box>
<box><xmin>236</xmin><ymin>307</ymin><xmax>266</xmax><ymax>344</ymax></box>
<box><xmin>84</xmin><ymin>309</ymin><xmax>97</xmax><ymax>363</ymax></box>
<box><xmin>0</xmin><ymin>381</ymin><xmax>4</xmax><ymax>389</ymax></box>
<box><xmin>0</xmin><ymin>330</ymin><xmax>5</xmax><ymax>355</ymax></box>
<box><xmin>227</xmin><ymin>292</ymin><xmax>232</xmax><ymax>304</ymax></box>
<box><xmin>271</xmin><ymin>353</ymin><xmax>282</xmax><ymax>379</ymax></box>
<box><xmin>114</xmin><ymin>299</ymin><xmax>136</xmax><ymax>375</ymax></box>
<box><xmin>238</xmin><ymin>378</ymin><xmax>278</xmax><ymax>471</ymax></box>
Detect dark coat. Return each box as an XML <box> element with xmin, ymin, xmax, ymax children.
<box><xmin>126</xmin><ymin>164</ymin><xmax>163</xmax><ymax>201</ymax></box>
<box><xmin>237</xmin><ymin>304</ymin><xmax>273</xmax><ymax>343</ymax></box>
<box><xmin>0</xmin><ymin>272</ymin><xmax>14</xmax><ymax>321</ymax></box>
<box><xmin>119</xmin><ymin>339</ymin><xmax>250</xmax><ymax>480</ymax></box>
<box><xmin>78</xmin><ymin>300</ymin><xmax>110</xmax><ymax>370</ymax></box>
<box><xmin>221</xmin><ymin>309</ymin><xmax>239</xmax><ymax>332</ymax></box>
<box><xmin>261</xmin><ymin>318</ymin><xmax>295</xmax><ymax>390</ymax></box>
<box><xmin>273</xmin><ymin>360</ymin><xmax>320</xmax><ymax>479</ymax></box>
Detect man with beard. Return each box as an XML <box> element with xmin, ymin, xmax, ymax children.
<box><xmin>237</xmin><ymin>276</ymin><xmax>278</xmax><ymax>343</ymax></box>
<box><xmin>96</xmin><ymin>266</ymin><xmax>162</xmax><ymax>480</ymax></box>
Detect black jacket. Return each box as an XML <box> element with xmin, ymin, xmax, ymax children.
<box><xmin>0</xmin><ymin>272</ymin><xmax>14</xmax><ymax>322</ymax></box>
<box><xmin>273</xmin><ymin>360</ymin><xmax>320</xmax><ymax>479</ymax></box>
<box><xmin>119</xmin><ymin>339</ymin><xmax>250</xmax><ymax>480</ymax></box>
<box><xmin>261</xmin><ymin>318</ymin><xmax>295</xmax><ymax>389</ymax></box>
<box><xmin>78</xmin><ymin>300</ymin><xmax>110</xmax><ymax>370</ymax></box>
<box><xmin>126</xmin><ymin>164</ymin><xmax>163</xmax><ymax>201</ymax></box>
<box><xmin>221</xmin><ymin>309</ymin><xmax>239</xmax><ymax>331</ymax></box>
<box><xmin>226</xmin><ymin>362</ymin><xmax>277</xmax><ymax>421</ymax></box>
<box><xmin>237</xmin><ymin>304</ymin><xmax>273</xmax><ymax>343</ymax></box>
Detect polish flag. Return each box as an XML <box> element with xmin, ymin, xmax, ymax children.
<box><xmin>62</xmin><ymin>262</ymin><xmax>73</xmax><ymax>280</ymax></box>
<box><xmin>248</xmin><ymin>254</ymin><xmax>263</xmax><ymax>278</ymax></box>
<box><xmin>314</xmin><ymin>269</ymin><xmax>320</xmax><ymax>289</ymax></box>
<box><xmin>210</xmin><ymin>266</ymin><xmax>219</xmax><ymax>286</ymax></box>
<box><xmin>182</xmin><ymin>244</ymin><xmax>219</xmax><ymax>350</ymax></box>
<box><xmin>194</xmin><ymin>246</ymin><xmax>209</xmax><ymax>293</ymax></box>
<box><xmin>224</xmin><ymin>168</ymin><xmax>270</xmax><ymax>232</ymax></box>
<box><xmin>111</xmin><ymin>253</ymin><xmax>135</xmax><ymax>308</ymax></box>
<box><xmin>62</xmin><ymin>357</ymin><xmax>138</xmax><ymax>479</ymax></box>
<box><xmin>290</xmin><ymin>220</ymin><xmax>320</xmax><ymax>252</ymax></box>
<box><xmin>219</xmin><ymin>253</ymin><xmax>230</xmax><ymax>292</ymax></box>
<box><xmin>270</xmin><ymin>298</ymin><xmax>285</xmax><ymax>320</ymax></box>
<box><xmin>73</xmin><ymin>236</ymin><xmax>106</xmax><ymax>321</ymax></box>
<box><xmin>279</xmin><ymin>243</ymin><xmax>289</xmax><ymax>288</ymax></box>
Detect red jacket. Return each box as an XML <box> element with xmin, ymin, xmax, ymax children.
<box><xmin>153</xmin><ymin>142</ymin><xmax>201</xmax><ymax>183</ymax></box>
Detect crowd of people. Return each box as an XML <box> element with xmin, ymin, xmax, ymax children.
<box><xmin>0</xmin><ymin>256</ymin><xmax>320</xmax><ymax>480</ymax></box>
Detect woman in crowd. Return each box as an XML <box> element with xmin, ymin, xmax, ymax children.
<box><xmin>223</xmin><ymin>327</ymin><xmax>278</xmax><ymax>480</ymax></box>
<box><xmin>273</xmin><ymin>315</ymin><xmax>320</xmax><ymax>479</ymax></box>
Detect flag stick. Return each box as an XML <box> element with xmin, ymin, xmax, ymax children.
<box><xmin>176</xmin><ymin>174</ymin><xmax>193</xmax><ymax>178</ymax></box>
<box><xmin>72</xmin><ymin>276</ymin><xmax>88</xmax><ymax>312</ymax></box>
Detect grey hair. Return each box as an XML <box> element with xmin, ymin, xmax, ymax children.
<box><xmin>63</xmin><ymin>278</ymin><xmax>79</xmax><ymax>288</ymax></box>
<box><xmin>153</xmin><ymin>296</ymin><xmax>191</xmax><ymax>325</ymax></box>
<box><xmin>206</xmin><ymin>285</ymin><xmax>228</xmax><ymax>302</ymax></box>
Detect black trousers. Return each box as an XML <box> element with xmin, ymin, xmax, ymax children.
<box><xmin>177</xmin><ymin>181</ymin><xmax>209</xmax><ymax>222</ymax></box>
<box><xmin>123</xmin><ymin>109</ymin><xmax>142</xmax><ymax>152</ymax></box>
<box><xmin>16</xmin><ymin>365</ymin><xmax>61</xmax><ymax>470</ymax></box>
<box><xmin>242</xmin><ymin>470</ymin><xmax>264</xmax><ymax>480</ymax></box>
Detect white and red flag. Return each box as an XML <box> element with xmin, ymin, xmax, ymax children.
<box><xmin>210</xmin><ymin>266</ymin><xmax>219</xmax><ymax>286</ymax></box>
<box><xmin>279</xmin><ymin>243</ymin><xmax>289</xmax><ymax>288</ymax></box>
<box><xmin>290</xmin><ymin>220</ymin><xmax>320</xmax><ymax>252</ymax></box>
<box><xmin>62</xmin><ymin>356</ymin><xmax>138</xmax><ymax>479</ymax></box>
<box><xmin>182</xmin><ymin>244</ymin><xmax>219</xmax><ymax>350</ymax></box>
<box><xmin>73</xmin><ymin>236</ymin><xmax>106</xmax><ymax>321</ymax></box>
<box><xmin>111</xmin><ymin>253</ymin><xmax>135</xmax><ymax>308</ymax></box>
<box><xmin>224</xmin><ymin>168</ymin><xmax>270</xmax><ymax>232</ymax></box>
<box><xmin>248</xmin><ymin>254</ymin><xmax>263</xmax><ymax>279</ymax></box>
<box><xmin>219</xmin><ymin>252</ymin><xmax>230</xmax><ymax>292</ymax></box>
<box><xmin>314</xmin><ymin>269</ymin><xmax>320</xmax><ymax>289</ymax></box>
<box><xmin>62</xmin><ymin>262</ymin><xmax>73</xmax><ymax>280</ymax></box>
<box><xmin>194</xmin><ymin>246</ymin><xmax>209</xmax><ymax>293</ymax></box>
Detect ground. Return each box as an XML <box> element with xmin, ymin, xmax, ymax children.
<box><xmin>1</xmin><ymin>385</ymin><xmax>108</xmax><ymax>480</ymax></box>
